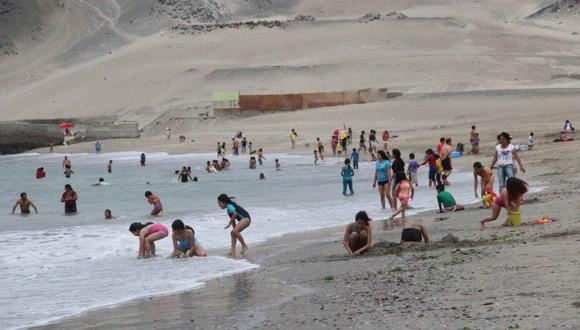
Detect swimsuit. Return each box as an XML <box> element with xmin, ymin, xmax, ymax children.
<box><xmin>177</xmin><ymin>235</ymin><xmax>201</xmax><ymax>252</ymax></box>
<box><xmin>376</xmin><ymin>160</ymin><xmax>391</xmax><ymax>184</ymax></box>
<box><xmin>180</xmin><ymin>173</ymin><xmax>189</xmax><ymax>182</ymax></box>
<box><xmin>151</xmin><ymin>201</ymin><xmax>163</xmax><ymax>215</ymax></box>
<box><xmin>398</xmin><ymin>181</ymin><xmax>411</xmax><ymax>205</ymax></box>
<box><xmin>147</xmin><ymin>223</ymin><xmax>168</xmax><ymax>236</ymax></box>
<box><xmin>494</xmin><ymin>194</ymin><xmax>505</xmax><ymax>208</ymax></box>
<box><xmin>227</xmin><ymin>203</ymin><xmax>251</xmax><ymax>223</ymax></box>
<box><xmin>401</xmin><ymin>228</ymin><xmax>422</xmax><ymax>242</ymax></box>
<box><xmin>62</xmin><ymin>192</ymin><xmax>77</xmax><ymax>214</ymax></box>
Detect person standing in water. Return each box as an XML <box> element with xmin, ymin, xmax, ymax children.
<box><xmin>104</xmin><ymin>209</ymin><xmax>115</xmax><ymax>220</ymax></box>
<box><xmin>314</xmin><ymin>150</ymin><xmax>319</xmax><ymax>165</ymax></box>
<box><xmin>129</xmin><ymin>222</ymin><xmax>168</xmax><ymax>258</ymax></box>
<box><xmin>12</xmin><ymin>192</ymin><xmax>38</xmax><ymax>215</ymax></box>
<box><xmin>407</xmin><ymin>153</ymin><xmax>419</xmax><ymax>187</ymax></box>
<box><xmin>95</xmin><ymin>140</ymin><xmax>102</xmax><ymax>154</ymax></box>
<box><xmin>342</xmin><ymin>211</ymin><xmax>372</xmax><ymax>256</ymax></box>
<box><xmin>178</xmin><ymin>166</ymin><xmax>193</xmax><ymax>183</ymax></box>
<box><xmin>241</xmin><ymin>137</ymin><xmax>248</xmax><ymax>154</ymax></box>
<box><xmin>107</xmin><ymin>160</ymin><xmax>113</xmax><ymax>173</ymax></box>
<box><xmin>341</xmin><ymin>158</ymin><xmax>355</xmax><ymax>196</ymax></box>
<box><xmin>145</xmin><ymin>191</ymin><xmax>163</xmax><ymax>216</ymax></box>
<box><xmin>390</xmin><ymin>149</ymin><xmax>405</xmax><ymax>209</ymax></box>
<box><xmin>62</xmin><ymin>156</ymin><xmax>72</xmax><ymax>169</ymax></box>
<box><xmin>372</xmin><ymin>150</ymin><xmax>393</xmax><ymax>210</ymax></box>
<box><xmin>391</xmin><ymin>171</ymin><xmax>414</xmax><ymax>221</ymax></box>
<box><xmin>63</xmin><ymin>165</ymin><xmax>74</xmax><ymax>178</ymax></box>
<box><xmin>140</xmin><ymin>153</ymin><xmax>146</xmax><ymax>166</ymax></box>
<box><xmin>351</xmin><ymin>148</ymin><xmax>359</xmax><ymax>170</ymax></box>
<box><xmin>317</xmin><ymin>137</ymin><xmax>325</xmax><ymax>160</ymax></box>
<box><xmin>218</xmin><ymin>194</ymin><xmax>251</xmax><ymax>257</ymax></box>
<box><xmin>258</xmin><ymin>148</ymin><xmax>266</xmax><ymax>166</ymax></box>
<box><xmin>61</xmin><ymin>184</ymin><xmax>78</xmax><ymax>215</ymax></box>
<box><xmin>440</xmin><ymin>138</ymin><xmax>453</xmax><ymax>185</ymax></box>
<box><xmin>275</xmin><ymin>159</ymin><xmax>281</xmax><ymax>171</ymax></box>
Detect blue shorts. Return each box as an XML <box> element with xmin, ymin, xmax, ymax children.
<box><xmin>428</xmin><ymin>166</ymin><xmax>436</xmax><ymax>181</ymax></box>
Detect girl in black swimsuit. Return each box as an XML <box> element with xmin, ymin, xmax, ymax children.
<box><xmin>400</xmin><ymin>221</ymin><xmax>429</xmax><ymax>243</ymax></box>
<box><xmin>178</xmin><ymin>166</ymin><xmax>193</xmax><ymax>183</ymax></box>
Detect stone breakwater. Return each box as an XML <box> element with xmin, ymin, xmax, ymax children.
<box><xmin>0</xmin><ymin>122</ymin><xmax>64</xmax><ymax>154</ymax></box>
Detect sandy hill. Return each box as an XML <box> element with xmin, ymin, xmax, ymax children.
<box><xmin>0</xmin><ymin>0</ymin><xmax>579</xmax><ymax>134</ymax></box>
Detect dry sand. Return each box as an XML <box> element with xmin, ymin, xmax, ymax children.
<box><xmin>2</xmin><ymin>0</ymin><xmax>580</xmax><ymax>329</ymax></box>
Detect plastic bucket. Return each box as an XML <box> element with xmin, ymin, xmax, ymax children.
<box><xmin>507</xmin><ymin>211</ymin><xmax>522</xmax><ymax>227</ymax></box>
<box><xmin>451</xmin><ymin>151</ymin><xmax>461</xmax><ymax>158</ymax></box>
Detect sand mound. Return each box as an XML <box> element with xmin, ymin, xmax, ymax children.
<box><xmin>367</xmin><ymin>234</ymin><xmax>489</xmax><ymax>256</ymax></box>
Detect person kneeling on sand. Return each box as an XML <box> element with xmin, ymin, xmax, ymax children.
<box><xmin>170</xmin><ymin>219</ymin><xmax>207</xmax><ymax>258</ymax></box>
<box><xmin>436</xmin><ymin>184</ymin><xmax>464</xmax><ymax>213</ymax></box>
<box><xmin>343</xmin><ymin>211</ymin><xmax>372</xmax><ymax>256</ymax></box>
<box><xmin>480</xmin><ymin>177</ymin><xmax>528</xmax><ymax>230</ymax></box>
<box><xmin>400</xmin><ymin>220</ymin><xmax>429</xmax><ymax>244</ymax></box>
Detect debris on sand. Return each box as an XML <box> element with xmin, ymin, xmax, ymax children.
<box><xmin>173</xmin><ymin>20</ymin><xmax>287</xmax><ymax>34</ymax></box>
<box><xmin>292</xmin><ymin>15</ymin><xmax>315</xmax><ymax>22</ymax></box>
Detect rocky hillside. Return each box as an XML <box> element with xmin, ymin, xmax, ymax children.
<box><xmin>527</xmin><ymin>0</ymin><xmax>580</xmax><ymax>18</ymax></box>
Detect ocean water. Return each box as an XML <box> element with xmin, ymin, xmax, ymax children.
<box><xmin>0</xmin><ymin>151</ymin><xmax>478</xmax><ymax>329</ymax></box>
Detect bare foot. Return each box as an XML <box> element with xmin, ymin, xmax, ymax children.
<box><xmin>479</xmin><ymin>221</ymin><xmax>485</xmax><ymax>231</ymax></box>
<box><xmin>227</xmin><ymin>250</ymin><xmax>236</xmax><ymax>257</ymax></box>
<box><xmin>241</xmin><ymin>246</ymin><xmax>249</xmax><ymax>254</ymax></box>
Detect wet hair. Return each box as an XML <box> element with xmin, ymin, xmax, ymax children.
<box><xmin>409</xmin><ymin>153</ymin><xmax>415</xmax><ymax>159</ymax></box>
<box><xmin>129</xmin><ymin>222</ymin><xmax>153</xmax><ymax>233</ymax></box>
<box><xmin>376</xmin><ymin>150</ymin><xmax>389</xmax><ymax>161</ymax></box>
<box><xmin>99</xmin><ymin>178</ymin><xmax>104</xmax><ymax>182</ymax></box>
<box><xmin>506</xmin><ymin>177</ymin><xmax>528</xmax><ymax>201</ymax></box>
<box><xmin>396</xmin><ymin>170</ymin><xmax>407</xmax><ymax>182</ymax></box>
<box><xmin>499</xmin><ymin>132</ymin><xmax>511</xmax><ymax>143</ymax></box>
<box><xmin>20</xmin><ymin>192</ymin><xmax>27</xmax><ymax>198</ymax></box>
<box><xmin>259</xmin><ymin>173</ymin><xmax>265</xmax><ymax>179</ymax></box>
<box><xmin>65</xmin><ymin>184</ymin><xmax>72</xmax><ymax>190</ymax></box>
<box><xmin>436</xmin><ymin>184</ymin><xmax>445</xmax><ymax>192</ymax></box>
<box><xmin>345</xmin><ymin>158</ymin><xmax>351</xmax><ymax>164</ymax></box>
<box><xmin>207</xmin><ymin>161</ymin><xmax>211</xmax><ymax>165</ymax></box>
<box><xmin>193</xmin><ymin>177</ymin><xmax>198</xmax><ymax>182</ymax></box>
<box><xmin>218</xmin><ymin>194</ymin><xmax>242</xmax><ymax>209</ymax></box>
<box><xmin>472</xmin><ymin>125</ymin><xmax>476</xmax><ymax>129</ymax></box>
<box><xmin>355</xmin><ymin>211</ymin><xmax>371</xmax><ymax>224</ymax></box>
<box><xmin>440</xmin><ymin>137</ymin><xmax>445</xmax><ymax>142</ymax></box>
<box><xmin>145</xmin><ymin>191</ymin><xmax>153</xmax><ymax>197</ymax></box>
<box><xmin>473</xmin><ymin>162</ymin><xmax>483</xmax><ymax>169</ymax></box>
<box><xmin>392</xmin><ymin>148</ymin><xmax>401</xmax><ymax>159</ymax></box>
<box><xmin>172</xmin><ymin>219</ymin><xmax>186</xmax><ymax>231</ymax></box>
<box><xmin>425</xmin><ymin>148</ymin><xmax>434</xmax><ymax>155</ymax></box>
<box><xmin>175</xmin><ymin>170</ymin><xmax>180</xmax><ymax>174</ymax></box>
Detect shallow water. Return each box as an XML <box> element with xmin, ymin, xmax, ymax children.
<box><xmin>0</xmin><ymin>151</ymin><xmax>478</xmax><ymax>329</ymax></box>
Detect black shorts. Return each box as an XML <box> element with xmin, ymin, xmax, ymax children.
<box><xmin>377</xmin><ymin>180</ymin><xmax>388</xmax><ymax>186</ymax></box>
<box><xmin>442</xmin><ymin>157</ymin><xmax>452</xmax><ymax>171</ymax></box>
<box><xmin>401</xmin><ymin>228</ymin><xmax>422</xmax><ymax>242</ymax></box>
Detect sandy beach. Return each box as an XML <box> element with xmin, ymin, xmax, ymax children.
<box><xmin>1</xmin><ymin>0</ymin><xmax>580</xmax><ymax>329</ymax></box>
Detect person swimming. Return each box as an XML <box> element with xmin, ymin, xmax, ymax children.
<box><xmin>400</xmin><ymin>221</ymin><xmax>429</xmax><ymax>244</ymax></box>
<box><xmin>12</xmin><ymin>192</ymin><xmax>38</xmax><ymax>215</ymax></box>
<box><xmin>92</xmin><ymin>178</ymin><xmax>110</xmax><ymax>186</ymax></box>
<box><xmin>218</xmin><ymin>194</ymin><xmax>251</xmax><ymax>257</ymax></box>
<box><xmin>343</xmin><ymin>211</ymin><xmax>372</xmax><ymax>256</ymax></box>
<box><xmin>104</xmin><ymin>209</ymin><xmax>115</xmax><ymax>220</ymax></box>
<box><xmin>129</xmin><ymin>222</ymin><xmax>168</xmax><ymax>258</ymax></box>
<box><xmin>145</xmin><ymin>191</ymin><xmax>163</xmax><ymax>216</ymax></box>
<box><xmin>170</xmin><ymin>219</ymin><xmax>207</xmax><ymax>258</ymax></box>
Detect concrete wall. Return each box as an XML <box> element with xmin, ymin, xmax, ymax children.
<box><xmin>85</xmin><ymin>122</ymin><xmax>140</xmax><ymax>140</ymax></box>
<box><xmin>0</xmin><ymin>122</ymin><xmax>64</xmax><ymax>154</ymax></box>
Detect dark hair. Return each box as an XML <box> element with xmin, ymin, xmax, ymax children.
<box><xmin>352</xmin><ymin>148</ymin><xmax>357</xmax><ymax>152</ymax></box>
<box><xmin>426</xmin><ymin>148</ymin><xmax>434</xmax><ymax>155</ymax></box>
<box><xmin>355</xmin><ymin>211</ymin><xmax>371</xmax><ymax>224</ymax></box>
<box><xmin>65</xmin><ymin>184</ymin><xmax>72</xmax><ymax>190</ymax></box>
<box><xmin>193</xmin><ymin>177</ymin><xmax>198</xmax><ymax>182</ymax></box>
<box><xmin>440</xmin><ymin>137</ymin><xmax>445</xmax><ymax>142</ymax></box>
<box><xmin>218</xmin><ymin>194</ymin><xmax>236</xmax><ymax>206</ymax></box>
<box><xmin>345</xmin><ymin>158</ymin><xmax>351</xmax><ymax>164</ymax></box>
<box><xmin>392</xmin><ymin>148</ymin><xmax>401</xmax><ymax>159</ymax></box>
<box><xmin>129</xmin><ymin>222</ymin><xmax>153</xmax><ymax>233</ymax></box>
<box><xmin>145</xmin><ymin>191</ymin><xmax>152</xmax><ymax>197</ymax></box>
<box><xmin>99</xmin><ymin>178</ymin><xmax>104</xmax><ymax>182</ymax></box>
<box><xmin>105</xmin><ymin>209</ymin><xmax>111</xmax><ymax>214</ymax></box>
<box><xmin>409</xmin><ymin>153</ymin><xmax>415</xmax><ymax>159</ymax></box>
<box><xmin>472</xmin><ymin>125</ymin><xmax>476</xmax><ymax>129</ymax></box>
<box><xmin>20</xmin><ymin>192</ymin><xmax>27</xmax><ymax>198</ymax></box>
<box><xmin>499</xmin><ymin>132</ymin><xmax>511</xmax><ymax>143</ymax></box>
<box><xmin>530</xmin><ymin>132</ymin><xmax>534</xmax><ymax>136</ymax></box>
<box><xmin>506</xmin><ymin>177</ymin><xmax>528</xmax><ymax>201</ymax></box>
<box><xmin>445</xmin><ymin>138</ymin><xmax>452</xmax><ymax>144</ymax></box>
<box><xmin>434</xmin><ymin>154</ymin><xmax>440</xmax><ymax>160</ymax></box>
<box><xmin>172</xmin><ymin>219</ymin><xmax>186</xmax><ymax>231</ymax></box>
<box><xmin>473</xmin><ymin>162</ymin><xmax>482</xmax><ymax>169</ymax></box>
<box><xmin>376</xmin><ymin>150</ymin><xmax>389</xmax><ymax>161</ymax></box>
<box><xmin>65</xmin><ymin>165</ymin><xmax>71</xmax><ymax>169</ymax></box>
<box><xmin>436</xmin><ymin>184</ymin><xmax>445</xmax><ymax>192</ymax></box>
<box><xmin>396</xmin><ymin>170</ymin><xmax>407</xmax><ymax>182</ymax></box>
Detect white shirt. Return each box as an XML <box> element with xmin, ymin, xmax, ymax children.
<box><xmin>496</xmin><ymin>144</ymin><xmax>515</xmax><ymax>166</ymax></box>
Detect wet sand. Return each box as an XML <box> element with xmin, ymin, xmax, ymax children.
<box><xmin>33</xmin><ymin>137</ymin><xmax>580</xmax><ymax>329</ymax></box>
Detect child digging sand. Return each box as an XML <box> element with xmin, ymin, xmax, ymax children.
<box><xmin>480</xmin><ymin>177</ymin><xmax>528</xmax><ymax>230</ymax></box>
<box><xmin>343</xmin><ymin>211</ymin><xmax>372</xmax><ymax>256</ymax></box>
<box><xmin>436</xmin><ymin>184</ymin><xmax>464</xmax><ymax>213</ymax></box>
<box><xmin>129</xmin><ymin>222</ymin><xmax>168</xmax><ymax>258</ymax></box>
<box><xmin>170</xmin><ymin>219</ymin><xmax>207</xmax><ymax>258</ymax></box>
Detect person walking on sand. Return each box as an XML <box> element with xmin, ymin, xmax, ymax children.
<box><xmin>145</xmin><ymin>191</ymin><xmax>163</xmax><ymax>216</ymax></box>
<box><xmin>61</xmin><ymin>184</ymin><xmax>78</xmax><ymax>215</ymax></box>
<box><xmin>473</xmin><ymin>162</ymin><xmax>495</xmax><ymax>199</ymax></box>
<box><xmin>382</xmin><ymin>130</ymin><xmax>390</xmax><ymax>152</ymax></box>
<box><xmin>470</xmin><ymin>126</ymin><xmax>480</xmax><ymax>154</ymax></box>
<box><xmin>12</xmin><ymin>192</ymin><xmax>38</xmax><ymax>215</ymax></box>
<box><xmin>401</xmin><ymin>220</ymin><xmax>429</xmax><ymax>244</ymax></box>
<box><xmin>440</xmin><ymin>138</ymin><xmax>453</xmax><ymax>185</ymax></box>
<box><xmin>437</xmin><ymin>137</ymin><xmax>445</xmax><ymax>156</ymax></box>
<box><xmin>347</xmin><ymin>127</ymin><xmax>353</xmax><ymax>145</ymax></box>
<box><xmin>527</xmin><ymin>132</ymin><xmax>534</xmax><ymax>151</ymax></box>
<box><xmin>331</xmin><ymin>130</ymin><xmax>339</xmax><ymax>157</ymax></box>
<box><xmin>343</xmin><ymin>211</ymin><xmax>372</xmax><ymax>256</ymax></box>
<box><xmin>351</xmin><ymin>148</ymin><xmax>359</xmax><ymax>170</ymax></box>
<box><xmin>218</xmin><ymin>194</ymin><xmax>250</xmax><ymax>257</ymax></box>
<box><xmin>314</xmin><ymin>150</ymin><xmax>319</xmax><ymax>165</ymax></box>
<box><xmin>372</xmin><ymin>150</ymin><xmax>393</xmax><ymax>210</ymax></box>
<box><xmin>341</xmin><ymin>158</ymin><xmax>355</xmax><ymax>196</ymax></box>
<box><xmin>491</xmin><ymin>132</ymin><xmax>525</xmax><ymax>191</ymax></box>
<box><xmin>290</xmin><ymin>129</ymin><xmax>297</xmax><ymax>149</ymax></box>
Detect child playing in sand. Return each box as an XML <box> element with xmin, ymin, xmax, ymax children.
<box><xmin>12</xmin><ymin>192</ymin><xmax>38</xmax><ymax>215</ymax></box>
<box><xmin>342</xmin><ymin>211</ymin><xmax>372</xmax><ymax>256</ymax></box>
<box><xmin>145</xmin><ymin>191</ymin><xmax>163</xmax><ymax>216</ymax></box>
<box><xmin>473</xmin><ymin>162</ymin><xmax>495</xmax><ymax>199</ymax></box>
<box><xmin>129</xmin><ymin>222</ymin><xmax>168</xmax><ymax>258</ymax></box>
<box><xmin>480</xmin><ymin>177</ymin><xmax>528</xmax><ymax>230</ymax></box>
<box><xmin>218</xmin><ymin>194</ymin><xmax>251</xmax><ymax>257</ymax></box>
<box><xmin>170</xmin><ymin>219</ymin><xmax>207</xmax><ymax>258</ymax></box>
<box><xmin>436</xmin><ymin>184</ymin><xmax>464</xmax><ymax>213</ymax></box>
<box><xmin>341</xmin><ymin>158</ymin><xmax>355</xmax><ymax>196</ymax></box>
<box><xmin>351</xmin><ymin>149</ymin><xmax>359</xmax><ymax>169</ymax></box>
<box><xmin>401</xmin><ymin>220</ymin><xmax>429</xmax><ymax>244</ymax></box>
<box><xmin>391</xmin><ymin>171</ymin><xmax>414</xmax><ymax>221</ymax></box>
<box><xmin>61</xmin><ymin>184</ymin><xmax>78</xmax><ymax>215</ymax></box>
<box><xmin>408</xmin><ymin>153</ymin><xmax>419</xmax><ymax>187</ymax></box>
